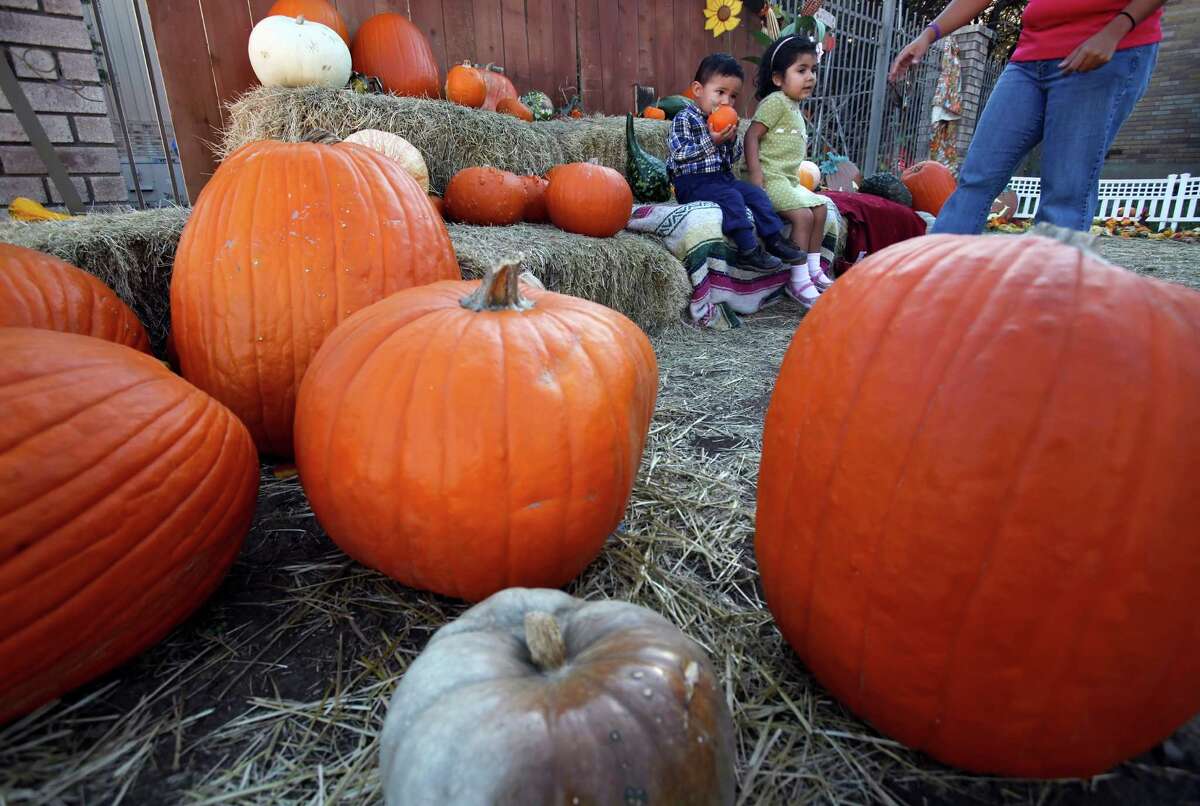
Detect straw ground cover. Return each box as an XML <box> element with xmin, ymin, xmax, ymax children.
<box><xmin>0</xmin><ymin>239</ymin><xmax>1197</xmax><ymax>804</ymax></box>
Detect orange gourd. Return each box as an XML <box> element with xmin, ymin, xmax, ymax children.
<box><xmin>756</xmin><ymin>228</ymin><xmax>1200</xmax><ymax>778</ymax></box>
<box><xmin>0</xmin><ymin>243</ymin><xmax>149</xmax><ymax>352</ymax></box>
<box><xmin>476</xmin><ymin>63</ymin><xmax>518</xmax><ymax>111</ymax></box>
<box><xmin>642</xmin><ymin>106</ymin><xmax>666</xmax><ymax>120</ymax></box>
<box><xmin>350</xmin><ymin>13</ymin><xmax>439</xmax><ymax>98</ymax></box>
<box><xmin>545</xmin><ymin>162</ymin><xmax>632</xmax><ymax>238</ymax></box>
<box><xmin>266</xmin><ymin>0</ymin><xmax>349</xmax><ymax>45</ymax></box>
<box><xmin>445</xmin><ymin>61</ymin><xmax>487</xmax><ymax>108</ymax></box>
<box><xmin>444</xmin><ymin>167</ymin><xmax>528</xmax><ymax>226</ymax></box>
<box><xmin>901</xmin><ymin>160</ymin><xmax>957</xmax><ymax>216</ymax></box>
<box><xmin>520</xmin><ymin>175</ymin><xmax>549</xmax><ymax>223</ymax></box>
<box><xmin>293</xmin><ymin>262</ymin><xmax>658</xmax><ymax>602</ymax></box>
<box><xmin>170</xmin><ymin>139</ymin><xmax>458</xmax><ymax>457</ymax></box>
<box><xmin>497</xmin><ymin>97</ymin><xmax>534</xmax><ymax>122</ymax></box>
<box><xmin>707</xmin><ymin>105</ymin><xmax>738</xmax><ymax>133</ymax></box>
<box><xmin>0</xmin><ymin>328</ymin><xmax>259</xmax><ymax>723</ymax></box>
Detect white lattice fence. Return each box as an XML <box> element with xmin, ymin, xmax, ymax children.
<box><xmin>1009</xmin><ymin>174</ymin><xmax>1200</xmax><ymax>230</ymax></box>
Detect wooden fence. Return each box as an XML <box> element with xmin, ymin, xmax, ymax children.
<box><xmin>147</xmin><ymin>0</ymin><xmax>758</xmax><ymax>200</ymax></box>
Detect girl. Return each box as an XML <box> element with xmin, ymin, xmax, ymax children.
<box><xmin>745</xmin><ymin>35</ymin><xmax>834</xmax><ymax>307</ymax></box>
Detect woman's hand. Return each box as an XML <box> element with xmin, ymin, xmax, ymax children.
<box><xmin>748</xmin><ymin>168</ymin><xmax>765</xmax><ymax>188</ymax></box>
<box><xmin>1059</xmin><ymin>25</ymin><xmax>1124</xmax><ymax>74</ymax></box>
<box><xmin>889</xmin><ymin>30</ymin><xmax>934</xmax><ymax>82</ymax></box>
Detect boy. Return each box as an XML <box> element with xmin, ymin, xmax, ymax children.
<box><xmin>668</xmin><ymin>54</ymin><xmax>805</xmax><ymax>273</ymax></box>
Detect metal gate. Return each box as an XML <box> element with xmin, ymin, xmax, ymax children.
<box><xmin>779</xmin><ymin>0</ymin><xmax>999</xmax><ymax>175</ymax></box>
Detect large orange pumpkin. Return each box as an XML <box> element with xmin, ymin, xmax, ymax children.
<box><xmin>520</xmin><ymin>175</ymin><xmax>549</xmax><ymax>223</ymax></box>
<box><xmin>0</xmin><ymin>243</ymin><xmax>149</xmax><ymax>352</ymax></box>
<box><xmin>170</xmin><ymin>139</ymin><xmax>458</xmax><ymax>457</ymax></box>
<box><xmin>445</xmin><ymin>62</ymin><xmax>487</xmax><ymax>108</ymax></box>
<box><xmin>546</xmin><ymin>162</ymin><xmax>633</xmax><ymax>238</ymax></box>
<box><xmin>350</xmin><ymin>13</ymin><xmax>439</xmax><ymax>98</ymax></box>
<box><xmin>266</xmin><ymin>0</ymin><xmax>350</xmax><ymax>45</ymax></box>
<box><xmin>756</xmin><ymin>228</ymin><xmax>1200</xmax><ymax>778</ymax></box>
<box><xmin>476</xmin><ymin>63</ymin><xmax>518</xmax><ymax>111</ymax></box>
<box><xmin>444</xmin><ymin>166</ymin><xmax>528</xmax><ymax>226</ymax></box>
<box><xmin>0</xmin><ymin>328</ymin><xmax>259</xmax><ymax>723</ymax></box>
<box><xmin>294</xmin><ymin>262</ymin><xmax>658</xmax><ymax>602</ymax></box>
<box><xmin>901</xmin><ymin>160</ymin><xmax>957</xmax><ymax>216</ymax></box>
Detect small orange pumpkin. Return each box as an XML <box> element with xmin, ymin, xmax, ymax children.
<box><xmin>520</xmin><ymin>175</ymin><xmax>549</xmax><ymax>223</ymax></box>
<box><xmin>901</xmin><ymin>160</ymin><xmax>958</xmax><ymax>216</ymax></box>
<box><xmin>642</xmin><ymin>106</ymin><xmax>666</xmax><ymax>120</ymax></box>
<box><xmin>266</xmin><ymin>0</ymin><xmax>349</xmax><ymax>45</ymax></box>
<box><xmin>0</xmin><ymin>243</ymin><xmax>150</xmax><ymax>353</ymax></box>
<box><xmin>546</xmin><ymin>162</ymin><xmax>632</xmax><ymax>238</ymax></box>
<box><xmin>444</xmin><ymin>167</ymin><xmax>528</xmax><ymax>226</ymax></box>
<box><xmin>429</xmin><ymin>194</ymin><xmax>445</xmax><ymax>217</ymax></box>
<box><xmin>708</xmin><ymin>105</ymin><xmax>738</xmax><ymax>133</ymax></box>
<box><xmin>497</xmin><ymin>97</ymin><xmax>534</xmax><ymax>122</ymax></box>
<box><xmin>445</xmin><ymin>61</ymin><xmax>487</xmax><ymax>108</ymax></box>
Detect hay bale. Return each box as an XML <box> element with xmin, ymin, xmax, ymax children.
<box><xmin>0</xmin><ymin>206</ymin><xmax>188</xmax><ymax>352</ymax></box>
<box><xmin>1</xmin><ymin>208</ymin><xmax>688</xmax><ymax>342</ymax></box>
<box><xmin>449</xmin><ymin>223</ymin><xmax>689</xmax><ymax>333</ymax></box>
<box><xmin>219</xmin><ymin>86</ymin><xmax>673</xmax><ymax>191</ymax></box>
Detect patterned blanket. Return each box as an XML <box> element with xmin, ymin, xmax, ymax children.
<box><xmin>625</xmin><ymin>199</ymin><xmax>844</xmax><ymax>329</ymax></box>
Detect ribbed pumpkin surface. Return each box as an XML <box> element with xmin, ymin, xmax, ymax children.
<box><xmin>0</xmin><ymin>242</ymin><xmax>149</xmax><ymax>353</ymax></box>
<box><xmin>0</xmin><ymin>328</ymin><xmax>259</xmax><ymax>723</ymax></box>
<box><xmin>293</xmin><ymin>273</ymin><xmax>658</xmax><ymax>602</ymax></box>
<box><xmin>350</xmin><ymin>12</ymin><xmax>439</xmax><ymax>98</ymax></box>
<box><xmin>170</xmin><ymin>139</ymin><xmax>458</xmax><ymax>456</ymax></box>
<box><xmin>756</xmin><ymin>233</ymin><xmax>1200</xmax><ymax>777</ymax></box>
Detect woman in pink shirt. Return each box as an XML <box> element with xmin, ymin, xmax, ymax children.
<box><xmin>891</xmin><ymin>0</ymin><xmax>1166</xmax><ymax>233</ymax></box>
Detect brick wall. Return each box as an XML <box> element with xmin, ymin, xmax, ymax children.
<box><xmin>0</xmin><ymin>0</ymin><xmax>128</xmax><ymax>211</ymax></box>
<box><xmin>1103</xmin><ymin>0</ymin><xmax>1199</xmax><ymax>178</ymax></box>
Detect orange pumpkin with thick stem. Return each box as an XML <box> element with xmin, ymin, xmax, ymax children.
<box><xmin>520</xmin><ymin>175</ymin><xmax>549</xmax><ymax>222</ymax></box>
<box><xmin>444</xmin><ymin>166</ymin><xmax>528</xmax><ymax>226</ymax></box>
<box><xmin>476</xmin><ymin>63</ymin><xmax>518</xmax><ymax>111</ymax></box>
<box><xmin>170</xmin><ymin>138</ymin><xmax>458</xmax><ymax>457</ymax></box>
<box><xmin>0</xmin><ymin>328</ymin><xmax>259</xmax><ymax>723</ymax></box>
<box><xmin>293</xmin><ymin>261</ymin><xmax>658</xmax><ymax>602</ymax></box>
<box><xmin>496</xmin><ymin>97</ymin><xmax>533</xmax><ymax>122</ymax></box>
<box><xmin>901</xmin><ymin>160</ymin><xmax>957</xmax><ymax>216</ymax></box>
<box><xmin>756</xmin><ymin>227</ymin><xmax>1200</xmax><ymax>778</ymax></box>
<box><xmin>546</xmin><ymin>162</ymin><xmax>632</xmax><ymax>238</ymax></box>
<box><xmin>266</xmin><ymin>0</ymin><xmax>349</xmax><ymax>45</ymax></box>
<box><xmin>445</xmin><ymin>62</ymin><xmax>487</xmax><ymax>108</ymax></box>
<box><xmin>0</xmin><ymin>243</ymin><xmax>150</xmax><ymax>353</ymax></box>
<box><xmin>350</xmin><ymin>13</ymin><xmax>439</xmax><ymax>98</ymax></box>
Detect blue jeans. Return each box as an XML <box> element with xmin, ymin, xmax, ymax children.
<box><xmin>671</xmin><ymin>171</ymin><xmax>783</xmax><ymax>252</ymax></box>
<box><xmin>933</xmin><ymin>44</ymin><xmax>1158</xmax><ymax>234</ymax></box>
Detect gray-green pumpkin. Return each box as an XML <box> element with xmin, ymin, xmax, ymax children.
<box><xmin>519</xmin><ymin>91</ymin><xmax>555</xmax><ymax>121</ymax></box>
<box><xmin>380</xmin><ymin>587</ymin><xmax>736</xmax><ymax>805</ymax></box>
<box><xmin>625</xmin><ymin>113</ymin><xmax>671</xmax><ymax>203</ymax></box>
<box><xmin>860</xmin><ymin>172</ymin><xmax>913</xmax><ymax>207</ymax></box>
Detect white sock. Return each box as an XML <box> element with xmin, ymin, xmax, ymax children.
<box><xmin>806</xmin><ymin>253</ymin><xmax>821</xmax><ymax>275</ymax></box>
<box><xmin>790</xmin><ymin>261</ymin><xmax>809</xmax><ymax>284</ymax></box>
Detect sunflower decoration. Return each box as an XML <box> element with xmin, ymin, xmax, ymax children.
<box><xmin>704</xmin><ymin>0</ymin><xmax>742</xmax><ymax>37</ymax></box>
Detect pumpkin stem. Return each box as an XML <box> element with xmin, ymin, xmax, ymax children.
<box><xmin>524</xmin><ymin>611</ymin><xmax>567</xmax><ymax>672</ymax></box>
<box><xmin>1029</xmin><ymin>222</ymin><xmax>1099</xmax><ymax>253</ymax></box>
<box><xmin>460</xmin><ymin>260</ymin><xmax>535</xmax><ymax>312</ymax></box>
<box><xmin>295</xmin><ymin>14</ymin><xmax>305</xmax><ymax>24</ymax></box>
<box><xmin>303</xmin><ymin>129</ymin><xmax>341</xmax><ymax>145</ymax></box>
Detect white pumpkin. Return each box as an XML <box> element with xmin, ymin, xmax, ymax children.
<box><xmin>248</xmin><ymin>15</ymin><xmax>351</xmax><ymax>89</ymax></box>
<box><xmin>797</xmin><ymin>160</ymin><xmax>821</xmax><ymax>191</ymax></box>
<box><xmin>343</xmin><ymin>130</ymin><xmax>431</xmax><ymax>193</ymax></box>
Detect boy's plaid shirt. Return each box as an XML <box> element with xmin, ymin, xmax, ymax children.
<box><xmin>666</xmin><ymin>103</ymin><xmax>743</xmax><ymax>179</ymax></box>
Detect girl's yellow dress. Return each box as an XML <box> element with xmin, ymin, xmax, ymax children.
<box><xmin>752</xmin><ymin>91</ymin><xmax>828</xmax><ymax>212</ymax></box>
